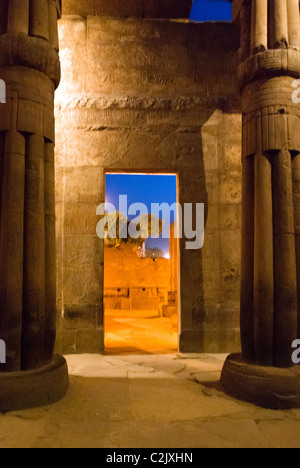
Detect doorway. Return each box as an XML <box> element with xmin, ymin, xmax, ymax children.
<box><xmin>104</xmin><ymin>172</ymin><xmax>180</xmax><ymax>354</ymax></box>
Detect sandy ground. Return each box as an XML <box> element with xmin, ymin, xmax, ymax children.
<box><xmin>0</xmin><ymin>353</ymin><xmax>300</xmax><ymax>448</ymax></box>
<box><xmin>105</xmin><ymin>309</ymin><xmax>178</xmax><ymax>354</ymax></box>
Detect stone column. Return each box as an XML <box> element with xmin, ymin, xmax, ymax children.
<box><xmin>221</xmin><ymin>0</ymin><xmax>300</xmax><ymax>408</ymax></box>
<box><xmin>0</xmin><ymin>0</ymin><xmax>68</xmax><ymax>412</ymax></box>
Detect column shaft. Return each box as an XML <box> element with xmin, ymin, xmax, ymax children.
<box><xmin>7</xmin><ymin>0</ymin><xmax>29</xmax><ymax>35</ymax></box>
<box><xmin>292</xmin><ymin>153</ymin><xmax>300</xmax><ymax>339</ymax></box>
<box><xmin>251</xmin><ymin>0</ymin><xmax>268</xmax><ymax>53</ymax></box>
<box><xmin>29</xmin><ymin>0</ymin><xmax>49</xmax><ymax>41</ymax></box>
<box><xmin>272</xmin><ymin>149</ymin><xmax>298</xmax><ymax>367</ymax></box>
<box><xmin>287</xmin><ymin>0</ymin><xmax>300</xmax><ymax>48</ymax></box>
<box><xmin>240</xmin><ymin>2</ymin><xmax>251</xmax><ymax>60</ymax></box>
<box><xmin>253</xmin><ymin>150</ymin><xmax>274</xmax><ymax>365</ymax></box>
<box><xmin>240</xmin><ymin>154</ymin><xmax>255</xmax><ymax>362</ymax></box>
<box><xmin>48</xmin><ymin>0</ymin><xmax>59</xmax><ymax>51</ymax></box>
<box><xmin>270</xmin><ymin>0</ymin><xmax>289</xmax><ymax>48</ymax></box>
<box><xmin>0</xmin><ymin>0</ymin><xmax>8</xmax><ymax>35</ymax></box>
<box><xmin>44</xmin><ymin>141</ymin><xmax>57</xmax><ymax>363</ymax></box>
<box><xmin>21</xmin><ymin>135</ymin><xmax>46</xmax><ymax>371</ymax></box>
<box><xmin>0</xmin><ymin>131</ymin><xmax>26</xmax><ymax>372</ymax></box>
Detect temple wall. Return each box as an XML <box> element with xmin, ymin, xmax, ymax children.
<box><xmin>104</xmin><ymin>245</ymin><xmax>171</xmax><ymax>291</ymax></box>
<box><xmin>104</xmin><ymin>244</ymin><xmax>171</xmax><ymax>314</ymax></box>
<box><xmin>54</xmin><ymin>15</ymin><xmax>242</xmax><ymax>354</ymax></box>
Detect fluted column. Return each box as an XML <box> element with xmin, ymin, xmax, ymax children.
<box><xmin>287</xmin><ymin>0</ymin><xmax>300</xmax><ymax>48</ymax></box>
<box><xmin>239</xmin><ymin>0</ymin><xmax>300</xmax><ymax>368</ymax></box>
<box><xmin>253</xmin><ymin>148</ymin><xmax>274</xmax><ymax>365</ymax></box>
<box><xmin>221</xmin><ymin>0</ymin><xmax>300</xmax><ymax>409</ymax></box>
<box><xmin>250</xmin><ymin>0</ymin><xmax>268</xmax><ymax>53</ymax></box>
<box><xmin>269</xmin><ymin>0</ymin><xmax>289</xmax><ymax>48</ymax></box>
<box><xmin>0</xmin><ymin>132</ymin><xmax>26</xmax><ymax>372</ymax></box>
<box><xmin>0</xmin><ymin>0</ymin><xmax>68</xmax><ymax>412</ymax></box>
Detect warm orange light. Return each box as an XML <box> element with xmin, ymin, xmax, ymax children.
<box><xmin>105</xmin><ymin>309</ymin><xmax>178</xmax><ymax>355</ymax></box>
<box><xmin>104</xmin><ymin>172</ymin><xmax>180</xmax><ymax>355</ymax></box>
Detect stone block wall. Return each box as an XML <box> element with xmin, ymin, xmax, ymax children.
<box><xmin>54</xmin><ymin>16</ymin><xmax>242</xmax><ymax>354</ymax></box>
<box><xmin>104</xmin><ymin>243</ymin><xmax>172</xmax><ymax>314</ymax></box>
<box><xmin>61</xmin><ymin>0</ymin><xmax>193</xmax><ymax>19</ymax></box>
<box><xmin>104</xmin><ymin>244</ymin><xmax>171</xmax><ymax>290</ymax></box>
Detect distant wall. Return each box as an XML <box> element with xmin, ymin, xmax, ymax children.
<box><xmin>54</xmin><ymin>16</ymin><xmax>242</xmax><ymax>354</ymax></box>
<box><xmin>104</xmin><ymin>244</ymin><xmax>171</xmax><ymax>290</ymax></box>
<box><xmin>104</xmin><ymin>244</ymin><xmax>171</xmax><ymax>314</ymax></box>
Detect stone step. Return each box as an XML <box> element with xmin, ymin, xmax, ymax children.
<box><xmin>161</xmin><ymin>305</ymin><xmax>178</xmax><ymax>318</ymax></box>
<box><xmin>104</xmin><ymin>296</ymin><xmax>163</xmax><ymax>311</ymax></box>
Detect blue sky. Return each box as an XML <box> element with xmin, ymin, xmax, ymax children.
<box><xmin>106</xmin><ymin>174</ymin><xmax>177</xmax><ymax>214</ymax></box>
<box><xmin>190</xmin><ymin>0</ymin><xmax>232</xmax><ymax>21</ymax></box>
<box><xmin>105</xmin><ymin>174</ymin><xmax>177</xmax><ymax>254</ymax></box>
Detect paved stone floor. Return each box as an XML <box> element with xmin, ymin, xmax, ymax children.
<box><xmin>0</xmin><ymin>353</ymin><xmax>300</xmax><ymax>448</ymax></box>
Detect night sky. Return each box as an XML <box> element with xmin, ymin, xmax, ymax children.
<box><xmin>105</xmin><ymin>174</ymin><xmax>177</xmax><ymax>254</ymax></box>
<box><xmin>190</xmin><ymin>0</ymin><xmax>232</xmax><ymax>21</ymax></box>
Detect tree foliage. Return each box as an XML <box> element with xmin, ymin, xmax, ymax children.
<box><xmin>104</xmin><ymin>211</ymin><xmax>163</xmax><ymax>248</ymax></box>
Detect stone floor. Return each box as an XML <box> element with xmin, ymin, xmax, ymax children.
<box><xmin>0</xmin><ymin>353</ymin><xmax>300</xmax><ymax>448</ymax></box>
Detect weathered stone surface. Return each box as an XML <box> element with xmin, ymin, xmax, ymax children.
<box><xmin>221</xmin><ymin>353</ymin><xmax>300</xmax><ymax>410</ymax></box>
<box><xmin>55</xmin><ymin>16</ymin><xmax>241</xmax><ymax>354</ymax></box>
<box><xmin>232</xmin><ymin>0</ymin><xmax>300</xmax><ymax>369</ymax></box>
<box><xmin>0</xmin><ymin>355</ymin><xmax>68</xmax><ymax>413</ymax></box>
<box><xmin>105</xmin><ymin>245</ymin><xmax>171</xmax><ymax>290</ymax></box>
<box><xmin>2</xmin><ymin>353</ymin><xmax>300</xmax><ymax>448</ymax></box>
<box><xmin>219</xmin><ymin>0</ymin><xmax>300</xmax><ymax>409</ymax></box>
<box><xmin>0</xmin><ymin>0</ymin><xmax>68</xmax><ymax>411</ymax></box>
<box><xmin>62</xmin><ymin>0</ymin><xmax>193</xmax><ymax>19</ymax></box>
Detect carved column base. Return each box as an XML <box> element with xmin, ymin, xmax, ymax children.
<box><xmin>220</xmin><ymin>353</ymin><xmax>300</xmax><ymax>409</ymax></box>
<box><xmin>0</xmin><ymin>355</ymin><xmax>68</xmax><ymax>413</ymax></box>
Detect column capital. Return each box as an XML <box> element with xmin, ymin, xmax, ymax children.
<box><xmin>235</xmin><ymin>0</ymin><xmax>300</xmax><ymax>89</ymax></box>
<box><xmin>0</xmin><ymin>34</ymin><xmax>60</xmax><ymax>88</ymax></box>
<box><xmin>0</xmin><ymin>0</ymin><xmax>61</xmax><ymax>87</ymax></box>
<box><xmin>239</xmin><ymin>48</ymin><xmax>300</xmax><ymax>90</ymax></box>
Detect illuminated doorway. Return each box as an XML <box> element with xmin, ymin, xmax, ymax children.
<box><xmin>104</xmin><ymin>172</ymin><xmax>179</xmax><ymax>354</ymax></box>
